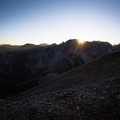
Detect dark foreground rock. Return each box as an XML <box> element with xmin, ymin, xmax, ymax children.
<box><xmin>0</xmin><ymin>52</ymin><xmax>120</xmax><ymax>120</ymax></box>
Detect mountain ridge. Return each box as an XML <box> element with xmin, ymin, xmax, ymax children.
<box><xmin>0</xmin><ymin>39</ymin><xmax>119</xmax><ymax>98</ymax></box>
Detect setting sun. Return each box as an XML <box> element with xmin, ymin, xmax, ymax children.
<box><xmin>77</xmin><ymin>39</ymin><xmax>85</xmax><ymax>44</ymax></box>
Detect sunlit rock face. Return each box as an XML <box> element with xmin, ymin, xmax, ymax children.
<box><xmin>0</xmin><ymin>39</ymin><xmax>114</xmax><ymax>98</ymax></box>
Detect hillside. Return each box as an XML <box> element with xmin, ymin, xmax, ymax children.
<box><xmin>0</xmin><ymin>40</ymin><xmax>113</xmax><ymax>98</ymax></box>
<box><xmin>0</xmin><ymin>52</ymin><xmax>120</xmax><ymax>120</ymax></box>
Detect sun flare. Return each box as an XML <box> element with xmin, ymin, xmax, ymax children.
<box><xmin>77</xmin><ymin>39</ymin><xmax>85</xmax><ymax>44</ymax></box>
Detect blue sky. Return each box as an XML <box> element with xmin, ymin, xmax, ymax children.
<box><xmin>0</xmin><ymin>0</ymin><xmax>120</xmax><ymax>45</ymax></box>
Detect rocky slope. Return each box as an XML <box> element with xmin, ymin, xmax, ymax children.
<box><xmin>0</xmin><ymin>52</ymin><xmax>120</xmax><ymax>120</ymax></box>
<box><xmin>0</xmin><ymin>40</ymin><xmax>114</xmax><ymax>98</ymax></box>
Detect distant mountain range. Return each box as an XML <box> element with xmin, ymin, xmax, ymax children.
<box><xmin>0</xmin><ymin>39</ymin><xmax>120</xmax><ymax>98</ymax></box>
<box><xmin>0</xmin><ymin>43</ymin><xmax>49</xmax><ymax>53</ymax></box>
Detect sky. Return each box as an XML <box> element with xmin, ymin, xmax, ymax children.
<box><xmin>0</xmin><ymin>0</ymin><xmax>120</xmax><ymax>45</ymax></box>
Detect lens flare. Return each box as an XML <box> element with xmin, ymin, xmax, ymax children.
<box><xmin>77</xmin><ymin>39</ymin><xmax>85</xmax><ymax>44</ymax></box>
<box><xmin>73</xmin><ymin>39</ymin><xmax>85</xmax><ymax>53</ymax></box>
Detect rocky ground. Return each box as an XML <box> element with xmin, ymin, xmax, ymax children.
<box><xmin>0</xmin><ymin>52</ymin><xmax>120</xmax><ymax>120</ymax></box>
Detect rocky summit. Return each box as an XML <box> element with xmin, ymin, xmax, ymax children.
<box><xmin>0</xmin><ymin>51</ymin><xmax>120</xmax><ymax>120</ymax></box>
